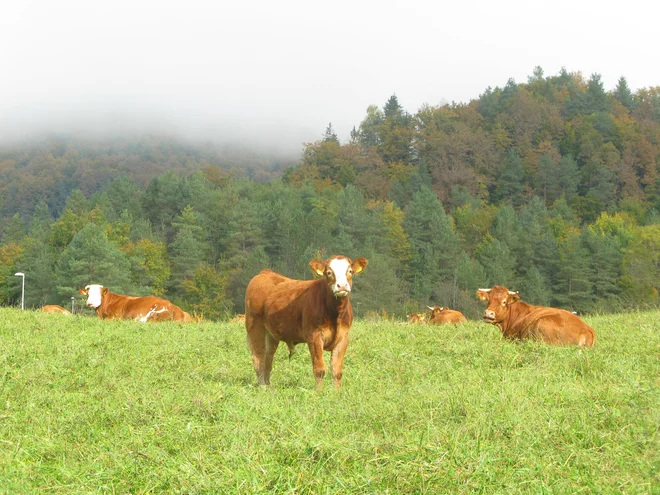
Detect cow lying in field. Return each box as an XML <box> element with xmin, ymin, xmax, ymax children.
<box><xmin>407</xmin><ymin>312</ymin><xmax>426</xmax><ymax>324</ymax></box>
<box><xmin>79</xmin><ymin>285</ymin><xmax>192</xmax><ymax>322</ymax></box>
<box><xmin>476</xmin><ymin>286</ymin><xmax>596</xmax><ymax>347</ymax></box>
<box><xmin>245</xmin><ymin>255</ymin><xmax>368</xmax><ymax>389</ymax></box>
<box><xmin>427</xmin><ymin>306</ymin><xmax>467</xmax><ymax>325</ymax></box>
<box><xmin>42</xmin><ymin>305</ymin><xmax>72</xmax><ymax>316</ymax></box>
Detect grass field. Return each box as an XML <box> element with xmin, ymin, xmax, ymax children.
<box><xmin>0</xmin><ymin>308</ymin><xmax>658</xmax><ymax>494</ymax></box>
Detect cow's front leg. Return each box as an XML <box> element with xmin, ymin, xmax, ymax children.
<box><xmin>307</xmin><ymin>336</ymin><xmax>326</xmax><ymax>391</ymax></box>
<box><xmin>330</xmin><ymin>334</ymin><xmax>349</xmax><ymax>389</ymax></box>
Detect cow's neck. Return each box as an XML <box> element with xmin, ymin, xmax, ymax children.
<box><xmin>324</xmin><ymin>288</ymin><xmax>353</xmax><ymax>326</ymax></box>
<box><xmin>96</xmin><ymin>292</ymin><xmax>114</xmax><ymax>317</ymax></box>
<box><xmin>500</xmin><ymin>301</ymin><xmax>534</xmax><ymax>335</ymax></box>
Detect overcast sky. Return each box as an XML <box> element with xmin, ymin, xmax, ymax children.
<box><xmin>1</xmin><ymin>0</ymin><xmax>659</xmax><ymax>154</ymax></box>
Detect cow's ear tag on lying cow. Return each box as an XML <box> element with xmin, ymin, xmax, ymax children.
<box><xmin>309</xmin><ymin>260</ymin><xmax>325</xmax><ymax>277</ymax></box>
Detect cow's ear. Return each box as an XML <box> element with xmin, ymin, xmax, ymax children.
<box><xmin>476</xmin><ymin>289</ymin><xmax>490</xmax><ymax>301</ymax></box>
<box><xmin>101</xmin><ymin>288</ymin><xmax>109</xmax><ymax>296</ymax></box>
<box><xmin>79</xmin><ymin>288</ymin><xmax>87</xmax><ymax>296</ymax></box>
<box><xmin>309</xmin><ymin>260</ymin><xmax>325</xmax><ymax>277</ymax></box>
<box><xmin>507</xmin><ymin>291</ymin><xmax>520</xmax><ymax>304</ymax></box>
<box><xmin>352</xmin><ymin>257</ymin><xmax>368</xmax><ymax>275</ymax></box>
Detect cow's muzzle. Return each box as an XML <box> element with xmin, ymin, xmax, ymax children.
<box><xmin>483</xmin><ymin>310</ymin><xmax>496</xmax><ymax>323</ymax></box>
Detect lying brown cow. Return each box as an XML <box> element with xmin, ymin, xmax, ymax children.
<box><xmin>41</xmin><ymin>304</ymin><xmax>72</xmax><ymax>316</ymax></box>
<box><xmin>245</xmin><ymin>255</ymin><xmax>368</xmax><ymax>389</ymax></box>
<box><xmin>427</xmin><ymin>306</ymin><xmax>467</xmax><ymax>325</ymax></box>
<box><xmin>230</xmin><ymin>313</ymin><xmax>246</xmax><ymax>323</ymax></box>
<box><xmin>79</xmin><ymin>284</ymin><xmax>192</xmax><ymax>322</ymax></box>
<box><xmin>407</xmin><ymin>312</ymin><xmax>426</xmax><ymax>324</ymax></box>
<box><xmin>476</xmin><ymin>286</ymin><xmax>595</xmax><ymax>347</ymax></box>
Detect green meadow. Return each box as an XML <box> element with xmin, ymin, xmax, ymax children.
<box><xmin>0</xmin><ymin>308</ymin><xmax>658</xmax><ymax>494</ymax></box>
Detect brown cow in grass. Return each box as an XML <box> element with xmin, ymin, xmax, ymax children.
<box><xmin>407</xmin><ymin>312</ymin><xmax>426</xmax><ymax>324</ymax></box>
<box><xmin>41</xmin><ymin>305</ymin><xmax>72</xmax><ymax>316</ymax></box>
<box><xmin>79</xmin><ymin>285</ymin><xmax>192</xmax><ymax>322</ymax></box>
<box><xmin>245</xmin><ymin>255</ymin><xmax>368</xmax><ymax>389</ymax></box>
<box><xmin>230</xmin><ymin>313</ymin><xmax>246</xmax><ymax>323</ymax></box>
<box><xmin>427</xmin><ymin>306</ymin><xmax>467</xmax><ymax>325</ymax></box>
<box><xmin>476</xmin><ymin>286</ymin><xmax>595</xmax><ymax>347</ymax></box>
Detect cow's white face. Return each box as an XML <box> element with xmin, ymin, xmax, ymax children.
<box><xmin>309</xmin><ymin>255</ymin><xmax>368</xmax><ymax>299</ymax></box>
<box><xmin>84</xmin><ymin>284</ymin><xmax>104</xmax><ymax>308</ymax></box>
<box><xmin>328</xmin><ymin>258</ymin><xmax>351</xmax><ymax>297</ymax></box>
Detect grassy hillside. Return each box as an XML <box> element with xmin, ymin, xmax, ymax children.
<box><xmin>0</xmin><ymin>309</ymin><xmax>658</xmax><ymax>493</ymax></box>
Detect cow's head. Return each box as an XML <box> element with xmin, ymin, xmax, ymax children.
<box><xmin>427</xmin><ymin>306</ymin><xmax>445</xmax><ymax>318</ymax></box>
<box><xmin>79</xmin><ymin>284</ymin><xmax>108</xmax><ymax>308</ymax></box>
<box><xmin>309</xmin><ymin>255</ymin><xmax>368</xmax><ymax>298</ymax></box>
<box><xmin>476</xmin><ymin>286</ymin><xmax>520</xmax><ymax>324</ymax></box>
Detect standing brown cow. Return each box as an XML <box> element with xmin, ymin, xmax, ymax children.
<box><xmin>41</xmin><ymin>305</ymin><xmax>72</xmax><ymax>316</ymax></box>
<box><xmin>476</xmin><ymin>286</ymin><xmax>596</xmax><ymax>347</ymax></box>
<box><xmin>427</xmin><ymin>306</ymin><xmax>467</xmax><ymax>325</ymax></box>
<box><xmin>245</xmin><ymin>255</ymin><xmax>368</xmax><ymax>389</ymax></box>
<box><xmin>79</xmin><ymin>285</ymin><xmax>192</xmax><ymax>322</ymax></box>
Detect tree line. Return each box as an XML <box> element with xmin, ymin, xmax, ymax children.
<box><xmin>0</xmin><ymin>67</ymin><xmax>659</xmax><ymax>318</ymax></box>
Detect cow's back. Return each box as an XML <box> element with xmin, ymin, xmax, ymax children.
<box><xmin>245</xmin><ymin>269</ymin><xmax>294</xmax><ymax>317</ymax></box>
<box><xmin>42</xmin><ymin>305</ymin><xmax>72</xmax><ymax>316</ymax></box>
<box><xmin>507</xmin><ymin>304</ymin><xmax>596</xmax><ymax>347</ymax></box>
<box><xmin>430</xmin><ymin>310</ymin><xmax>467</xmax><ymax>325</ymax></box>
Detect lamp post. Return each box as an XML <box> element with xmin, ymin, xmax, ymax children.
<box><xmin>71</xmin><ymin>296</ymin><xmax>75</xmax><ymax>314</ymax></box>
<box><xmin>14</xmin><ymin>272</ymin><xmax>25</xmax><ymax>310</ymax></box>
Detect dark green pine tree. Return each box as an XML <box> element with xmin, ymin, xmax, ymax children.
<box><xmin>56</xmin><ymin>223</ymin><xmax>134</xmax><ymax>299</ymax></box>
<box><xmin>533</xmin><ymin>231</ymin><xmax>561</xmax><ymax>290</ymax></box>
<box><xmin>28</xmin><ymin>201</ymin><xmax>53</xmax><ymax>242</ymax></box>
<box><xmin>614</xmin><ymin>76</ymin><xmax>635</xmax><ymax>111</ymax></box>
<box><xmin>553</xmin><ymin>231</ymin><xmax>595</xmax><ymax>311</ymax></box>
<box><xmin>14</xmin><ymin>238</ymin><xmax>58</xmax><ymax>308</ymax></box>
<box><xmin>404</xmin><ymin>187</ymin><xmax>462</xmax><ymax>303</ymax></box>
<box><xmin>474</xmin><ymin>235</ymin><xmax>517</xmax><ymax>287</ymax></box>
<box><xmin>517</xmin><ymin>265</ymin><xmax>552</xmax><ymax>306</ymax></box>
<box><xmin>1</xmin><ymin>214</ymin><xmax>26</xmax><ymax>245</ymax></box>
<box><xmin>582</xmin><ymin>227</ymin><xmax>623</xmax><ymax>303</ymax></box>
<box><xmin>494</xmin><ymin>149</ymin><xmax>524</xmax><ymax>207</ymax></box>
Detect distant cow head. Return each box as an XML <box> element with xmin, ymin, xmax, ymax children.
<box><xmin>427</xmin><ymin>306</ymin><xmax>445</xmax><ymax>319</ymax></box>
<box><xmin>476</xmin><ymin>286</ymin><xmax>520</xmax><ymax>324</ymax></box>
<box><xmin>79</xmin><ymin>284</ymin><xmax>108</xmax><ymax>308</ymax></box>
<box><xmin>309</xmin><ymin>255</ymin><xmax>368</xmax><ymax>298</ymax></box>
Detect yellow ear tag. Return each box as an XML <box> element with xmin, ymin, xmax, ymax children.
<box><xmin>354</xmin><ymin>266</ymin><xmax>363</xmax><ymax>274</ymax></box>
<box><xmin>315</xmin><ymin>268</ymin><xmax>324</xmax><ymax>277</ymax></box>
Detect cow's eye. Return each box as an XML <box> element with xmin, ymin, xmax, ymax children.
<box><xmin>326</xmin><ymin>271</ymin><xmax>332</xmax><ymax>277</ymax></box>
<box><xmin>348</xmin><ymin>268</ymin><xmax>353</xmax><ymax>274</ymax></box>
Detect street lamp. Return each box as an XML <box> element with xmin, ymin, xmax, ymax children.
<box><xmin>71</xmin><ymin>296</ymin><xmax>75</xmax><ymax>314</ymax></box>
<box><xmin>14</xmin><ymin>272</ymin><xmax>25</xmax><ymax>310</ymax></box>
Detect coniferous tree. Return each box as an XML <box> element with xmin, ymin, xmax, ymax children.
<box><xmin>404</xmin><ymin>187</ymin><xmax>462</xmax><ymax>302</ymax></box>
<box><xmin>2</xmin><ymin>214</ymin><xmax>26</xmax><ymax>246</ymax></box>
<box><xmin>56</xmin><ymin>223</ymin><xmax>134</xmax><ymax>298</ymax></box>
<box><xmin>614</xmin><ymin>76</ymin><xmax>635</xmax><ymax>111</ymax></box>
<box><xmin>494</xmin><ymin>149</ymin><xmax>524</xmax><ymax>206</ymax></box>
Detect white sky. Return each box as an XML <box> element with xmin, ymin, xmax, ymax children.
<box><xmin>1</xmin><ymin>0</ymin><xmax>659</xmax><ymax>154</ymax></box>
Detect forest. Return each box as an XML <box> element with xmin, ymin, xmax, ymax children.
<box><xmin>0</xmin><ymin>67</ymin><xmax>659</xmax><ymax>319</ymax></box>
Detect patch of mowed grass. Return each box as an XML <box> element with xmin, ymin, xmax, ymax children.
<box><xmin>0</xmin><ymin>308</ymin><xmax>658</xmax><ymax>494</ymax></box>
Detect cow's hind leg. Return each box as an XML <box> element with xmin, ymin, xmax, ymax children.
<box><xmin>263</xmin><ymin>332</ymin><xmax>280</xmax><ymax>385</ymax></box>
<box><xmin>246</xmin><ymin>316</ymin><xmax>268</xmax><ymax>385</ymax></box>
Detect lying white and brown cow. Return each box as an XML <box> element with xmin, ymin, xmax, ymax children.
<box><xmin>427</xmin><ymin>306</ymin><xmax>467</xmax><ymax>325</ymax></box>
<box><xmin>79</xmin><ymin>285</ymin><xmax>192</xmax><ymax>322</ymax></box>
<box><xmin>245</xmin><ymin>255</ymin><xmax>368</xmax><ymax>389</ymax></box>
<box><xmin>476</xmin><ymin>286</ymin><xmax>596</xmax><ymax>347</ymax></box>
<box><xmin>41</xmin><ymin>304</ymin><xmax>72</xmax><ymax>316</ymax></box>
